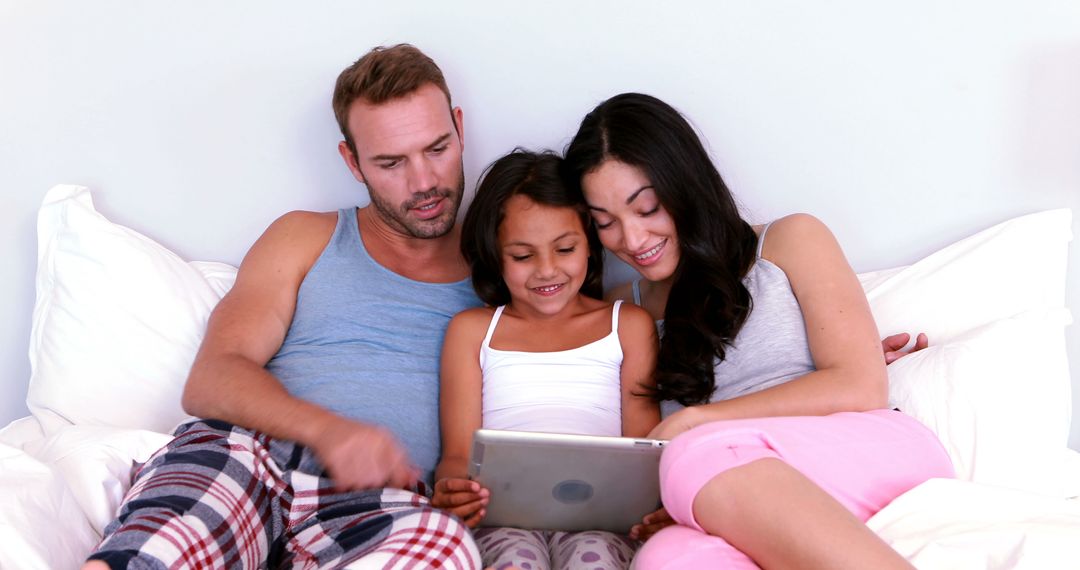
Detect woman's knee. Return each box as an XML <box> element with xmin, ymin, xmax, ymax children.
<box><xmin>634</xmin><ymin>525</ymin><xmax>757</xmax><ymax>570</ymax></box>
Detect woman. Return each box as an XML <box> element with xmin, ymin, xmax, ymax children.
<box><xmin>562</xmin><ymin>93</ymin><xmax>952</xmax><ymax>569</ymax></box>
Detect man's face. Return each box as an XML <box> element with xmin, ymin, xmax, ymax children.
<box><xmin>340</xmin><ymin>83</ymin><xmax>465</xmax><ymax>239</ymax></box>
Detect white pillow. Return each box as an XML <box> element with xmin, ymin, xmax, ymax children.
<box><xmin>885</xmin><ymin>309</ymin><xmax>1073</xmax><ymax>496</ymax></box>
<box><xmin>27</xmin><ymin>185</ymin><xmax>237</xmax><ymax>435</ymax></box>
<box><xmin>861</xmin><ymin>208</ymin><xmax>1072</xmax><ymax>344</ymax></box>
<box><xmin>857</xmin><ymin>208</ymin><xmax>1074</xmax><ymax>497</ymax></box>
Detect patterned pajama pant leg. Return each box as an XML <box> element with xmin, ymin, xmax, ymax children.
<box><xmin>87</xmin><ymin>420</ymin><xmax>480</xmax><ymax>569</ymax></box>
<box><xmin>474</xmin><ymin>527</ymin><xmax>636</xmax><ymax>570</ymax></box>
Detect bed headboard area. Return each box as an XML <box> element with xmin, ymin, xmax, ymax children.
<box><xmin>2</xmin><ymin>1</ymin><xmax>1078</xmax><ymax>448</ymax></box>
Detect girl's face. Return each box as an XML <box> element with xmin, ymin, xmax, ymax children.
<box><xmin>498</xmin><ymin>194</ymin><xmax>591</xmax><ymax>318</ymax></box>
<box><xmin>581</xmin><ymin>160</ymin><xmax>680</xmax><ymax>283</ymax></box>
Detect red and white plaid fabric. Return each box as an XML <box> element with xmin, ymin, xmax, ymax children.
<box><xmin>88</xmin><ymin>420</ymin><xmax>480</xmax><ymax>569</ymax></box>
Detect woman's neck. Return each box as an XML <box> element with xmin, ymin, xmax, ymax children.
<box><xmin>641</xmin><ymin>278</ymin><xmax>674</xmax><ymax>321</ymax></box>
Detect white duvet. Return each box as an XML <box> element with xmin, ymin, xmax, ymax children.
<box><xmin>2</xmin><ymin>417</ymin><xmax>1079</xmax><ymax>569</ymax></box>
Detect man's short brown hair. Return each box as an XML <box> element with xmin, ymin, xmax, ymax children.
<box><xmin>332</xmin><ymin>44</ymin><xmax>452</xmax><ymax>153</ymax></box>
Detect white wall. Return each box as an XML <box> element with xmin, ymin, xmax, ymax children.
<box><xmin>2</xmin><ymin>1</ymin><xmax>1078</xmax><ymax>447</ymax></box>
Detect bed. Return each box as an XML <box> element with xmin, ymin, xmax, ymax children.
<box><xmin>2</xmin><ymin>184</ymin><xmax>1078</xmax><ymax>569</ymax></box>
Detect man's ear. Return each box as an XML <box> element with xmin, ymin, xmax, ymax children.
<box><xmin>338</xmin><ymin>140</ymin><xmax>366</xmax><ymax>184</ymax></box>
<box><xmin>452</xmin><ymin>106</ymin><xmax>465</xmax><ymax>151</ymax></box>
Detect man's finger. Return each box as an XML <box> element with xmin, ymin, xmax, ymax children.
<box><xmin>881</xmin><ymin>332</ymin><xmax>910</xmax><ymax>352</ymax></box>
<box><xmin>438</xmin><ymin>478</ymin><xmax>479</xmax><ymax>493</ymax></box>
<box><xmin>914</xmin><ymin>333</ymin><xmax>929</xmax><ymax>351</ymax></box>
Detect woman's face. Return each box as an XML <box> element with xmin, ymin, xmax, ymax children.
<box><xmin>581</xmin><ymin>160</ymin><xmax>680</xmax><ymax>283</ymax></box>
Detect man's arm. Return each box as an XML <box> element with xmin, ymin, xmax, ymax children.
<box><xmin>181</xmin><ymin>211</ymin><xmax>416</xmax><ymax>490</ymax></box>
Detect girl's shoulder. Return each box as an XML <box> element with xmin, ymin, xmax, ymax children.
<box><xmin>447</xmin><ymin>306</ymin><xmax>497</xmax><ymax>336</ymax></box>
<box><xmin>616</xmin><ymin>300</ymin><xmax>656</xmax><ymax>333</ymax></box>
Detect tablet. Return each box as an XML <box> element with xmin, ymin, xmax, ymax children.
<box><xmin>468</xmin><ymin>429</ymin><xmax>667</xmax><ymax>533</ymax></box>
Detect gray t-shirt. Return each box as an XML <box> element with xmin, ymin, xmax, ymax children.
<box><xmin>266</xmin><ymin>208</ymin><xmax>481</xmax><ymax>484</ymax></box>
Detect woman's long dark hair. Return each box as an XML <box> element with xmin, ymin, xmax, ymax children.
<box><xmin>563</xmin><ymin>93</ymin><xmax>758</xmax><ymax>405</ymax></box>
<box><xmin>461</xmin><ymin>148</ymin><xmax>605</xmax><ymax>307</ymax></box>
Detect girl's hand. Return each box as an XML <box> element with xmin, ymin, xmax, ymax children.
<box><xmin>431</xmin><ymin>477</ymin><xmax>490</xmax><ymax>528</ymax></box>
<box><xmin>647</xmin><ymin>406</ymin><xmax>704</xmax><ymax>441</ymax></box>
<box><xmin>629</xmin><ymin>507</ymin><xmax>675</xmax><ymax>541</ymax></box>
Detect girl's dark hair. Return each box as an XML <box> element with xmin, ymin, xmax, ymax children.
<box><xmin>461</xmin><ymin>149</ymin><xmax>605</xmax><ymax>307</ymax></box>
<box><xmin>563</xmin><ymin>93</ymin><xmax>758</xmax><ymax>405</ymax></box>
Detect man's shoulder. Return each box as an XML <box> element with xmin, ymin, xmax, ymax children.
<box><xmin>256</xmin><ymin>210</ymin><xmax>340</xmax><ymax>254</ymax></box>
<box><xmin>269</xmin><ymin>209</ymin><xmax>340</xmax><ymax>236</ymax></box>
<box><xmin>237</xmin><ymin>210</ymin><xmax>341</xmax><ymax>281</ymax></box>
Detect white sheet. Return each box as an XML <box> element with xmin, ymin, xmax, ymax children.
<box><xmin>869</xmin><ymin>478</ymin><xmax>1080</xmax><ymax>569</ymax></box>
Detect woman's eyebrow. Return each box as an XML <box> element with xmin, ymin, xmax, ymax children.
<box><xmin>588</xmin><ymin>185</ymin><xmax>654</xmax><ymax>212</ymax></box>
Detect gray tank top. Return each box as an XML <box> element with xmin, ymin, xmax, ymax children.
<box><xmin>266</xmin><ymin>208</ymin><xmax>482</xmax><ymax>484</ymax></box>
<box><xmin>637</xmin><ymin>222</ymin><xmax>815</xmax><ymax>412</ymax></box>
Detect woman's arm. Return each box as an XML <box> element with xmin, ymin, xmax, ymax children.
<box><xmin>651</xmin><ymin>214</ymin><xmax>887</xmax><ymax>439</ymax></box>
<box><xmin>617</xmin><ymin>303</ymin><xmax>661</xmax><ymax>437</ymax></box>
<box><xmin>432</xmin><ymin>309</ymin><xmax>489</xmax><ymax>527</ymax></box>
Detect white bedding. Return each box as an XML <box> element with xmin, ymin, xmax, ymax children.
<box><xmin>1</xmin><ymin>185</ymin><xmax>1076</xmax><ymax>569</ymax></box>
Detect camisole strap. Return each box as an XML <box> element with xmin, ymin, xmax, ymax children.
<box><xmin>756</xmin><ymin>221</ymin><xmax>777</xmax><ymax>258</ymax></box>
<box><xmin>631</xmin><ymin>280</ymin><xmax>643</xmax><ymax>306</ymax></box>
<box><xmin>610</xmin><ymin>299</ymin><xmax>623</xmax><ymax>333</ymax></box>
<box><xmin>481</xmin><ymin>305</ymin><xmax>506</xmax><ymax>349</ymax></box>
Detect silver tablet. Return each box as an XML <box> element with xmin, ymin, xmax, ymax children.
<box><xmin>468</xmin><ymin>429</ymin><xmax>667</xmax><ymax>533</ymax></box>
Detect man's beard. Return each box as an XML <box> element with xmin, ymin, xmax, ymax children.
<box><xmin>366</xmin><ymin>169</ymin><xmax>465</xmax><ymax>239</ymax></box>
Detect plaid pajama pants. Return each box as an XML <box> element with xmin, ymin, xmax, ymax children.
<box><xmin>87</xmin><ymin>420</ymin><xmax>480</xmax><ymax>569</ymax></box>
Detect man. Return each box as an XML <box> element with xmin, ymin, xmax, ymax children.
<box><xmin>85</xmin><ymin>44</ymin><xmax>484</xmax><ymax>569</ymax></box>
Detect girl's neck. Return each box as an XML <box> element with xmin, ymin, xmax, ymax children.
<box><xmin>504</xmin><ymin>293</ymin><xmax>603</xmax><ymax>323</ymax></box>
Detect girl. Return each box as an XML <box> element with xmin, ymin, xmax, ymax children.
<box><xmin>563</xmin><ymin>93</ymin><xmax>953</xmax><ymax>569</ymax></box>
<box><xmin>433</xmin><ymin>150</ymin><xmax>661</xmax><ymax>570</ymax></box>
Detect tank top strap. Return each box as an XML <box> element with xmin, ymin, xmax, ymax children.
<box><xmin>756</xmin><ymin>220</ymin><xmax>777</xmax><ymax>258</ymax></box>
<box><xmin>481</xmin><ymin>305</ymin><xmax>506</xmax><ymax>349</ymax></box>
<box><xmin>336</xmin><ymin>208</ymin><xmax>362</xmax><ymax>248</ymax></box>
<box><xmin>631</xmin><ymin>280</ymin><xmax>643</xmax><ymax>305</ymax></box>
<box><xmin>610</xmin><ymin>299</ymin><xmax>623</xmax><ymax>333</ymax></box>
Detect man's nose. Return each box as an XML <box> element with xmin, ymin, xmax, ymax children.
<box><xmin>408</xmin><ymin>157</ymin><xmax>438</xmax><ymax>192</ymax></box>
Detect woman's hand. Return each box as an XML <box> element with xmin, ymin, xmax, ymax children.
<box><xmin>431</xmin><ymin>477</ymin><xmax>489</xmax><ymax>528</ymax></box>
<box><xmin>647</xmin><ymin>406</ymin><xmax>704</xmax><ymax>440</ymax></box>
<box><xmin>630</xmin><ymin>507</ymin><xmax>675</xmax><ymax>541</ymax></box>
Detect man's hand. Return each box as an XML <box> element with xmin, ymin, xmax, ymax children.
<box><xmin>882</xmin><ymin>332</ymin><xmax>929</xmax><ymax>365</ymax></box>
<box><xmin>431</xmin><ymin>478</ymin><xmax>489</xmax><ymax>528</ymax></box>
<box><xmin>310</xmin><ymin>416</ymin><xmax>418</xmax><ymax>491</ymax></box>
<box><xmin>629</xmin><ymin>507</ymin><xmax>674</xmax><ymax>541</ymax></box>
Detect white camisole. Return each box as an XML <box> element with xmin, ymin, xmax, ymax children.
<box><xmin>479</xmin><ymin>300</ymin><xmax>625</xmax><ymax>436</ymax></box>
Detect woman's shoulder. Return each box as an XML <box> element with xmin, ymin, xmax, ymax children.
<box><xmin>757</xmin><ymin>213</ymin><xmax>839</xmax><ymax>263</ymax></box>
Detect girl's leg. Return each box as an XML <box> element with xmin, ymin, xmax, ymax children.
<box><xmin>548</xmin><ymin>530</ymin><xmax>636</xmax><ymax>569</ymax></box>
<box><xmin>474</xmin><ymin>527</ymin><xmax>550</xmax><ymax>570</ymax></box>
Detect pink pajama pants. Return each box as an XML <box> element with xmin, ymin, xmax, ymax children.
<box><xmin>634</xmin><ymin>409</ymin><xmax>953</xmax><ymax>569</ymax></box>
